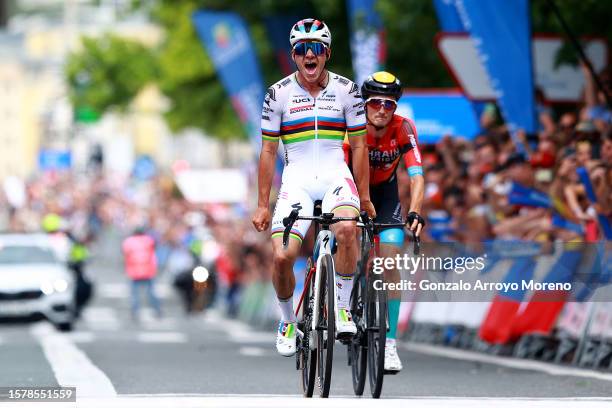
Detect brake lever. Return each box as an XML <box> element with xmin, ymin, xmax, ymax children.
<box><xmin>402</xmin><ymin>219</ymin><xmax>421</xmax><ymax>255</ymax></box>
<box><xmin>359</xmin><ymin>211</ymin><xmax>374</xmax><ymax>245</ymax></box>
<box><xmin>412</xmin><ymin>230</ymin><xmax>421</xmax><ymax>255</ymax></box>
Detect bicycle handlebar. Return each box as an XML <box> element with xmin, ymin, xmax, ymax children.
<box><xmin>358</xmin><ymin>211</ymin><xmax>421</xmax><ymax>255</ymax></box>
<box><xmin>282</xmin><ymin>210</ymin><xmax>362</xmax><ymax>248</ymax></box>
<box><xmin>282</xmin><ymin>209</ymin><xmax>421</xmax><ymax>255</ymax></box>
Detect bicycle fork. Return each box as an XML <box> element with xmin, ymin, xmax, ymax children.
<box><xmin>311</xmin><ymin>230</ymin><xmax>337</xmax><ymax>347</ymax></box>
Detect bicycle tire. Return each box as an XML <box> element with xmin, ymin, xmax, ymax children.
<box><xmin>349</xmin><ymin>264</ymin><xmax>367</xmax><ymax>396</ymax></box>
<box><xmin>367</xmin><ymin>273</ymin><xmax>387</xmax><ymax>398</ymax></box>
<box><xmin>299</xmin><ymin>257</ymin><xmax>317</xmax><ymax>398</ymax></box>
<box><xmin>316</xmin><ymin>254</ymin><xmax>335</xmax><ymax>398</ymax></box>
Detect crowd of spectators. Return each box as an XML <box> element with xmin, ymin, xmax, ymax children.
<box><xmin>412</xmin><ymin>63</ymin><xmax>611</xmax><ymax>244</ymax></box>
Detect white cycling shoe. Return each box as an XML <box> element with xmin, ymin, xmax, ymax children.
<box><xmin>336</xmin><ymin>308</ymin><xmax>357</xmax><ymax>339</ymax></box>
<box><xmin>276</xmin><ymin>321</ymin><xmax>297</xmax><ymax>357</ymax></box>
<box><xmin>384</xmin><ymin>340</ymin><xmax>403</xmax><ymax>373</ymax></box>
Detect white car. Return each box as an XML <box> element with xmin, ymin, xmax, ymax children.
<box><xmin>0</xmin><ymin>233</ymin><xmax>76</xmax><ymax>331</ymax></box>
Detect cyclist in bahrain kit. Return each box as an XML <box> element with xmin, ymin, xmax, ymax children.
<box><xmin>252</xmin><ymin>18</ymin><xmax>376</xmax><ymax>357</ymax></box>
<box><xmin>343</xmin><ymin>72</ymin><xmax>426</xmax><ymax>372</ymax></box>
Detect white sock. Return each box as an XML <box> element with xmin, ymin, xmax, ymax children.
<box><xmin>278</xmin><ymin>296</ymin><xmax>296</xmax><ymax>323</ymax></box>
<box><xmin>336</xmin><ymin>273</ymin><xmax>353</xmax><ymax>310</ymax></box>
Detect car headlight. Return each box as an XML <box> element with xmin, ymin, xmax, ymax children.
<box><xmin>53</xmin><ymin>279</ymin><xmax>68</xmax><ymax>293</ymax></box>
<box><xmin>41</xmin><ymin>281</ymin><xmax>54</xmax><ymax>295</ymax></box>
<box><xmin>41</xmin><ymin>279</ymin><xmax>69</xmax><ymax>295</ymax></box>
<box><xmin>192</xmin><ymin>266</ymin><xmax>209</xmax><ymax>283</ymax></box>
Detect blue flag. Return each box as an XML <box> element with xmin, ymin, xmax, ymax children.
<box><xmin>264</xmin><ymin>15</ymin><xmax>300</xmax><ymax>76</ymax></box>
<box><xmin>192</xmin><ymin>11</ymin><xmax>265</xmax><ymax>152</ymax></box>
<box><xmin>347</xmin><ymin>0</ymin><xmax>386</xmax><ymax>87</ymax></box>
<box><xmin>458</xmin><ymin>0</ymin><xmax>537</xmax><ymax>136</ymax></box>
<box><xmin>432</xmin><ymin>0</ymin><xmax>467</xmax><ymax>32</ymax></box>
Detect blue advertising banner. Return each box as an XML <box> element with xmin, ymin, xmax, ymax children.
<box><xmin>457</xmin><ymin>0</ymin><xmax>537</xmax><ymax>135</ymax></box>
<box><xmin>38</xmin><ymin>149</ymin><xmax>71</xmax><ymax>171</ymax></box>
<box><xmin>192</xmin><ymin>11</ymin><xmax>265</xmax><ymax>151</ymax></box>
<box><xmin>396</xmin><ymin>90</ymin><xmax>479</xmax><ymax>143</ymax></box>
<box><xmin>346</xmin><ymin>0</ymin><xmax>386</xmax><ymax>87</ymax></box>
<box><xmin>432</xmin><ymin>0</ymin><xmax>466</xmax><ymax>32</ymax></box>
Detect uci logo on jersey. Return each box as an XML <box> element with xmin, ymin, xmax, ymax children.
<box><xmin>292</xmin><ymin>97</ymin><xmax>310</xmax><ymax>103</ymax></box>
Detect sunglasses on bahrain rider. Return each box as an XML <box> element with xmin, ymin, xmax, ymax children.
<box><xmin>366</xmin><ymin>98</ymin><xmax>397</xmax><ymax>112</ymax></box>
<box><xmin>293</xmin><ymin>41</ymin><xmax>328</xmax><ymax>56</ymax></box>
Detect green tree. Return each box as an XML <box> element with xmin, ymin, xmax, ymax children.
<box><xmin>152</xmin><ymin>0</ymin><xmax>245</xmax><ymax>140</ymax></box>
<box><xmin>65</xmin><ymin>34</ymin><xmax>158</xmax><ymax>116</ymax></box>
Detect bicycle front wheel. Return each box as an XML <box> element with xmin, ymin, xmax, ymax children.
<box><xmin>316</xmin><ymin>254</ymin><xmax>335</xmax><ymax>398</ymax></box>
<box><xmin>299</xmin><ymin>257</ymin><xmax>317</xmax><ymax>398</ymax></box>
<box><xmin>367</xmin><ymin>273</ymin><xmax>387</xmax><ymax>398</ymax></box>
<box><xmin>349</xmin><ymin>266</ymin><xmax>367</xmax><ymax>396</ymax></box>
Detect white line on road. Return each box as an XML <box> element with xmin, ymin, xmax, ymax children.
<box><xmin>229</xmin><ymin>331</ymin><xmax>274</xmax><ymax>344</ymax></box>
<box><xmin>403</xmin><ymin>342</ymin><xmax>612</xmax><ymax>383</ymax></box>
<box><xmin>30</xmin><ymin>321</ymin><xmax>116</xmax><ymax>397</ymax></box>
<box><xmin>66</xmin><ymin>331</ymin><xmax>96</xmax><ymax>343</ymax></box>
<box><xmin>98</xmin><ymin>283</ymin><xmax>129</xmax><ymax>299</ymax></box>
<box><xmin>99</xmin><ymin>282</ymin><xmax>172</xmax><ymax>300</ymax></box>
<box><xmin>139</xmin><ymin>310</ymin><xmax>178</xmax><ymax>330</ymax></box>
<box><xmin>239</xmin><ymin>346</ymin><xmax>269</xmax><ymax>357</ymax></box>
<box><xmin>72</xmin><ymin>396</ymin><xmax>612</xmax><ymax>408</ymax></box>
<box><xmin>82</xmin><ymin>306</ymin><xmax>121</xmax><ymax>330</ymax></box>
<box><xmin>137</xmin><ymin>332</ymin><xmax>188</xmax><ymax>343</ymax></box>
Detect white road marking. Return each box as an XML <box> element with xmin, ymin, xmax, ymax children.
<box><xmin>30</xmin><ymin>321</ymin><xmax>116</xmax><ymax>397</ymax></box>
<box><xmin>403</xmin><ymin>342</ymin><xmax>612</xmax><ymax>383</ymax></box>
<box><xmin>137</xmin><ymin>332</ymin><xmax>187</xmax><ymax>343</ymax></box>
<box><xmin>99</xmin><ymin>282</ymin><xmax>172</xmax><ymax>299</ymax></box>
<box><xmin>82</xmin><ymin>306</ymin><xmax>121</xmax><ymax>330</ymax></box>
<box><xmin>74</xmin><ymin>396</ymin><xmax>612</xmax><ymax>408</ymax></box>
<box><xmin>239</xmin><ymin>346</ymin><xmax>268</xmax><ymax>357</ymax></box>
<box><xmin>139</xmin><ymin>309</ymin><xmax>177</xmax><ymax>330</ymax></box>
<box><xmin>66</xmin><ymin>331</ymin><xmax>96</xmax><ymax>343</ymax></box>
<box><xmin>98</xmin><ymin>283</ymin><xmax>129</xmax><ymax>299</ymax></box>
<box><xmin>229</xmin><ymin>331</ymin><xmax>275</xmax><ymax>344</ymax></box>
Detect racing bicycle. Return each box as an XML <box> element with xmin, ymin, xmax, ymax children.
<box><xmin>282</xmin><ymin>202</ymin><xmax>362</xmax><ymax>398</ymax></box>
<box><xmin>348</xmin><ymin>213</ymin><xmax>421</xmax><ymax>398</ymax></box>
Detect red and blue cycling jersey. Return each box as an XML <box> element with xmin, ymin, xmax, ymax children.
<box><xmin>344</xmin><ymin>114</ymin><xmax>423</xmax><ymax>185</ymax></box>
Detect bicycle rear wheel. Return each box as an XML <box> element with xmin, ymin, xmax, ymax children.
<box><xmin>349</xmin><ymin>266</ymin><xmax>367</xmax><ymax>396</ymax></box>
<box><xmin>298</xmin><ymin>257</ymin><xmax>317</xmax><ymax>397</ymax></box>
<box><xmin>316</xmin><ymin>254</ymin><xmax>335</xmax><ymax>398</ymax></box>
<box><xmin>367</xmin><ymin>273</ymin><xmax>387</xmax><ymax>398</ymax></box>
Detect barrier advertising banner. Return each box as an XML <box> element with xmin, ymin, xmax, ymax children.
<box><xmin>396</xmin><ymin>90</ymin><xmax>480</xmax><ymax>143</ymax></box>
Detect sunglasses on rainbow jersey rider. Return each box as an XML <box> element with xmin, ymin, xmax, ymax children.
<box><xmin>293</xmin><ymin>41</ymin><xmax>328</xmax><ymax>56</ymax></box>
<box><xmin>366</xmin><ymin>98</ymin><xmax>397</xmax><ymax>112</ymax></box>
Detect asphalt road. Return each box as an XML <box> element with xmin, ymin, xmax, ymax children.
<box><xmin>0</xmin><ymin>232</ymin><xmax>611</xmax><ymax>407</ymax></box>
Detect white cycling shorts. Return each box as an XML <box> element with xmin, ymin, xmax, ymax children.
<box><xmin>271</xmin><ymin>174</ymin><xmax>360</xmax><ymax>244</ymax></box>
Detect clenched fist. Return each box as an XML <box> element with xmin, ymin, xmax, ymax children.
<box><xmin>252</xmin><ymin>206</ymin><xmax>271</xmax><ymax>232</ymax></box>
